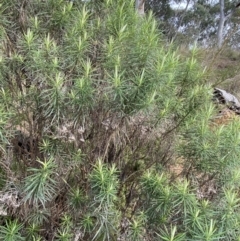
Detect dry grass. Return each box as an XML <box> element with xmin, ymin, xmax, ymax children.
<box><xmin>211</xmin><ymin>108</ymin><xmax>237</xmax><ymax>127</ymax></box>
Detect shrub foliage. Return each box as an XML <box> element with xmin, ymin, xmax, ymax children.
<box><xmin>0</xmin><ymin>0</ymin><xmax>240</xmax><ymax>240</ymax></box>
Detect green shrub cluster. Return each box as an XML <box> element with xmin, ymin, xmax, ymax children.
<box><xmin>0</xmin><ymin>0</ymin><xmax>239</xmax><ymax>240</ymax></box>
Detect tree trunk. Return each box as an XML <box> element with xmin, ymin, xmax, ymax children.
<box><xmin>217</xmin><ymin>0</ymin><xmax>225</xmax><ymax>48</ymax></box>
<box><xmin>135</xmin><ymin>0</ymin><xmax>145</xmax><ymax>16</ymax></box>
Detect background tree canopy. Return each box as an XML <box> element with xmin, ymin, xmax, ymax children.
<box><xmin>0</xmin><ymin>0</ymin><xmax>240</xmax><ymax>240</ymax></box>
<box><xmin>145</xmin><ymin>0</ymin><xmax>240</xmax><ymax>47</ymax></box>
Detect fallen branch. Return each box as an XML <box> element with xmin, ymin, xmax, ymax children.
<box><xmin>213</xmin><ymin>88</ymin><xmax>240</xmax><ymax>114</ymax></box>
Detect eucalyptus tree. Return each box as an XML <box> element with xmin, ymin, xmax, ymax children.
<box><xmin>217</xmin><ymin>0</ymin><xmax>240</xmax><ymax>47</ymax></box>
<box><xmin>145</xmin><ymin>0</ymin><xmax>240</xmax><ymax>46</ymax></box>
<box><xmin>135</xmin><ymin>0</ymin><xmax>146</xmax><ymax>15</ymax></box>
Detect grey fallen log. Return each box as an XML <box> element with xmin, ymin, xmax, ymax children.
<box><xmin>213</xmin><ymin>88</ymin><xmax>240</xmax><ymax>114</ymax></box>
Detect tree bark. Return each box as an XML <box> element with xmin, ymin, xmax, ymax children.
<box><xmin>217</xmin><ymin>0</ymin><xmax>225</xmax><ymax>48</ymax></box>
<box><xmin>135</xmin><ymin>0</ymin><xmax>145</xmax><ymax>16</ymax></box>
